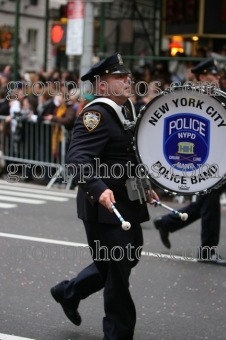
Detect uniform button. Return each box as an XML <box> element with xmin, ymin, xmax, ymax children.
<box><xmin>90</xmin><ymin>196</ymin><xmax>94</xmax><ymax>199</ymax></box>
<box><xmin>126</xmin><ymin>148</ymin><xmax>130</xmax><ymax>151</ymax></box>
<box><xmin>86</xmin><ymin>192</ymin><xmax>89</xmax><ymax>194</ymax></box>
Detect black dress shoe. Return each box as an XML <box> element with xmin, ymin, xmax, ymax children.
<box><xmin>198</xmin><ymin>254</ymin><xmax>226</xmax><ymax>266</ymax></box>
<box><xmin>154</xmin><ymin>217</ymin><xmax>171</xmax><ymax>249</ymax></box>
<box><xmin>50</xmin><ymin>287</ymin><xmax>82</xmax><ymax>326</ymax></box>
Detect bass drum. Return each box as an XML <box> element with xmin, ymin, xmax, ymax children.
<box><xmin>134</xmin><ymin>86</ymin><xmax>226</xmax><ymax>196</ymax></box>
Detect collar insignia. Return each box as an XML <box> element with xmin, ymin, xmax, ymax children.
<box><xmin>83</xmin><ymin>111</ymin><xmax>101</xmax><ymax>131</ymax></box>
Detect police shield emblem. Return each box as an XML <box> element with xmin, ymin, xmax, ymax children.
<box><xmin>83</xmin><ymin>111</ymin><xmax>101</xmax><ymax>131</ymax></box>
<box><xmin>163</xmin><ymin>113</ymin><xmax>210</xmax><ymax>172</ymax></box>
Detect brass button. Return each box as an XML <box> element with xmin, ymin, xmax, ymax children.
<box><xmin>90</xmin><ymin>196</ymin><xmax>94</xmax><ymax>199</ymax></box>
<box><xmin>86</xmin><ymin>192</ymin><xmax>89</xmax><ymax>194</ymax></box>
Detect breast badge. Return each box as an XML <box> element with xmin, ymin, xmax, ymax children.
<box><xmin>83</xmin><ymin>111</ymin><xmax>101</xmax><ymax>131</ymax></box>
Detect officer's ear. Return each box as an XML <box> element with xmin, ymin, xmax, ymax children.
<box><xmin>198</xmin><ymin>74</ymin><xmax>206</xmax><ymax>83</ymax></box>
<box><xmin>98</xmin><ymin>76</ymin><xmax>110</xmax><ymax>96</ymax></box>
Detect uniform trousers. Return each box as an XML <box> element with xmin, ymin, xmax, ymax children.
<box><xmin>54</xmin><ymin>221</ymin><xmax>143</xmax><ymax>340</ymax></box>
<box><xmin>160</xmin><ymin>187</ymin><xmax>222</xmax><ymax>256</ymax></box>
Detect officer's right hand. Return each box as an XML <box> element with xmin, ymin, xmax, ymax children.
<box><xmin>98</xmin><ymin>189</ymin><xmax>116</xmax><ymax>212</ymax></box>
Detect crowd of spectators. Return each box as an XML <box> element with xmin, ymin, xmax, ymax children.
<box><xmin>131</xmin><ymin>46</ymin><xmax>226</xmax><ymax>112</ymax></box>
<box><xmin>0</xmin><ymin>66</ymin><xmax>84</xmax><ymax>183</ymax></box>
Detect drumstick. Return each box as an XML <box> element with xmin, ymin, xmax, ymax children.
<box><xmin>153</xmin><ymin>199</ymin><xmax>188</xmax><ymax>221</ymax></box>
<box><xmin>111</xmin><ymin>203</ymin><xmax>131</xmax><ymax>230</ymax></box>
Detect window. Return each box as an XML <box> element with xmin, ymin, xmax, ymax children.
<box><xmin>27</xmin><ymin>29</ymin><xmax>37</xmax><ymax>52</ymax></box>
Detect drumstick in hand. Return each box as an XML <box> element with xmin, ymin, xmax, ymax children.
<box><xmin>153</xmin><ymin>199</ymin><xmax>188</xmax><ymax>221</ymax></box>
<box><xmin>111</xmin><ymin>203</ymin><xmax>131</xmax><ymax>230</ymax></box>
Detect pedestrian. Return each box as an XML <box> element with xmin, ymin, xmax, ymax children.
<box><xmin>154</xmin><ymin>59</ymin><xmax>226</xmax><ymax>266</ymax></box>
<box><xmin>50</xmin><ymin>52</ymin><xmax>159</xmax><ymax>339</ymax></box>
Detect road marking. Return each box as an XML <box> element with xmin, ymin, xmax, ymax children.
<box><xmin>0</xmin><ymin>203</ymin><xmax>17</xmax><ymax>208</ymax></box>
<box><xmin>0</xmin><ymin>232</ymin><xmax>198</xmax><ymax>262</ymax></box>
<box><xmin>0</xmin><ymin>232</ymin><xmax>88</xmax><ymax>247</ymax></box>
<box><xmin>0</xmin><ymin>190</ymin><xmax>68</xmax><ymax>202</ymax></box>
<box><xmin>0</xmin><ymin>196</ymin><xmax>45</xmax><ymax>204</ymax></box>
<box><xmin>0</xmin><ymin>184</ymin><xmax>76</xmax><ymax>198</ymax></box>
<box><xmin>0</xmin><ymin>334</ymin><xmax>35</xmax><ymax>340</ymax></box>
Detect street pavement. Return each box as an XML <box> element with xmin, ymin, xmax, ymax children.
<box><xmin>0</xmin><ymin>179</ymin><xmax>226</xmax><ymax>340</ymax></box>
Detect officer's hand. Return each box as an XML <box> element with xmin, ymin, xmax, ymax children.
<box><xmin>147</xmin><ymin>189</ymin><xmax>159</xmax><ymax>206</ymax></box>
<box><xmin>98</xmin><ymin>189</ymin><xmax>116</xmax><ymax>212</ymax></box>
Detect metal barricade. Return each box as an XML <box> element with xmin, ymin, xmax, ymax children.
<box><xmin>0</xmin><ymin>115</ymin><xmax>73</xmax><ymax>189</ymax></box>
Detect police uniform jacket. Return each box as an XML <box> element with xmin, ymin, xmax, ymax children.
<box><xmin>67</xmin><ymin>100</ymin><xmax>150</xmax><ymax>224</ymax></box>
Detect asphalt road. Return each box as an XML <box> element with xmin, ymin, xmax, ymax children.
<box><xmin>0</xmin><ymin>179</ymin><xmax>226</xmax><ymax>340</ymax></box>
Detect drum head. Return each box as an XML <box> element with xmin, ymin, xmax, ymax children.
<box><xmin>134</xmin><ymin>86</ymin><xmax>226</xmax><ymax>195</ymax></box>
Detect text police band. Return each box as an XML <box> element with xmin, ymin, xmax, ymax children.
<box><xmin>151</xmin><ymin>161</ymin><xmax>220</xmax><ymax>185</ymax></box>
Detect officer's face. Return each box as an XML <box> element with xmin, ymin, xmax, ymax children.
<box><xmin>99</xmin><ymin>73</ymin><xmax>132</xmax><ymax>105</ymax></box>
<box><xmin>199</xmin><ymin>73</ymin><xmax>220</xmax><ymax>86</ymax></box>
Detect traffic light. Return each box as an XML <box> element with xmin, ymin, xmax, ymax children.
<box><xmin>51</xmin><ymin>23</ymin><xmax>67</xmax><ymax>46</ymax></box>
<box><xmin>60</xmin><ymin>4</ymin><xmax>68</xmax><ymax>20</ymax></box>
<box><xmin>0</xmin><ymin>30</ymin><xmax>13</xmax><ymax>49</ymax></box>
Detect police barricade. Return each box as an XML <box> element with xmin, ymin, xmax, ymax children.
<box><xmin>0</xmin><ymin>115</ymin><xmax>73</xmax><ymax>189</ymax></box>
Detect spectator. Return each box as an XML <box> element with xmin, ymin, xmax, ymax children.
<box><xmin>0</xmin><ymin>88</ymin><xmax>10</xmax><ymax>116</ymax></box>
<box><xmin>43</xmin><ymin>93</ymin><xmax>75</xmax><ymax>159</ymax></box>
<box><xmin>169</xmin><ymin>51</ymin><xmax>188</xmax><ymax>84</ymax></box>
<box><xmin>0</xmin><ymin>73</ymin><xmax>11</xmax><ymax>90</ymax></box>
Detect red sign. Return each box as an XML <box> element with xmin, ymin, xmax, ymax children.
<box><xmin>67</xmin><ymin>0</ymin><xmax>84</xmax><ymax>19</ymax></box>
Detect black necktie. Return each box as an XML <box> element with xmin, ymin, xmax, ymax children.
<box><xmin>121</xmin><ymin>106</ymin><xmax>128</xmax><ymax>119</ymax></box>
<box><xmin>122</xmin><ymin>106</ymin><xmax>135</xmax><ymax>133</ymax></box>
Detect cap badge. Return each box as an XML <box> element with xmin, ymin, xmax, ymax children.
<box><xmin>117</xmin><ymin>54</ymin><xmax>123</xmax><ymax>65</ymax></box>
<box><xmin>83</xmin><ymin>111</ymin><xmax>101</xmax><ymax>131</ymax></box>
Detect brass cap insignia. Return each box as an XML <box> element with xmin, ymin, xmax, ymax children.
<box><xmin>83</xmin><ymin>111</ymin><xmax>101</xmax><ymax>131</ymax></box>
<box><xmin>117</xmin><ymin>54</ymin><xmax>123</xmax><ymax>65</ymax></box>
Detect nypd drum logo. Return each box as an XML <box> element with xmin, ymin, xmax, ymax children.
<box><xmin>163</xmin><ymin>113</ymin><xmax>210</xmax><ymax>171</ymax></box>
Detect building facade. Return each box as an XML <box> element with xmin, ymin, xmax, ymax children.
<box><xmin>0</xmin><ymin>0</ymin><xmax>161</xmax><ymax>75</ymax></box>
<box><xmin>0</xmin><ymin>0</ymin><xmax>67</xmax><ymax>74</ymax></box>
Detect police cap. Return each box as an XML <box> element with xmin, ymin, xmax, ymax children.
<box><xmin>191</xmin><ymin>58</ymin><xmax>219</xmax><ymax>76</ymax></box>
<box><xmin>81</xmin><ymin>53</ymin><xmax>130</xmax><ymax>82</ymax></box>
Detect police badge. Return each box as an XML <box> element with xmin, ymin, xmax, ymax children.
<box><xmin>83</xmin><ymin>111</ymin><xmax>101</xmax><ymax>131</ymax></box>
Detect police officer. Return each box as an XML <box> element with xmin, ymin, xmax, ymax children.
<box><xmin>50</xmin><ymin>53</ymin><xmax>159</xmax><ymax>340</ymax></box>
<box><xmin>154</xmin><ymin>59</ymin><xmax>226</xmax><ymax>266</ymax></box>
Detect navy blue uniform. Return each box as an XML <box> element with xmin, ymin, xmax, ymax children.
<box><xmin>54</xmin><ymin>100</ymin><xmax>150</xmax><ymax>340</ymax></box>
<box><xmin>158</xmin><ymin>187</ymin><xmax>224</xmax><ymax>256</ymax></box>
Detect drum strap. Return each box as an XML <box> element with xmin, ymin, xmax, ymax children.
<box><xmin>83</xmin><ymin>98</ymin><xmax>136</xmax><ymax>130</ymax></box>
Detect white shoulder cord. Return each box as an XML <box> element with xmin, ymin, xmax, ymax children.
<box><xmin>83</xmin><ymin>98</ymin><xmax>136</xmax><ymax>130</ymax></box>
<box><xmin>127</xmin><ymin>98</ymin><xmax>137</xmax><ymax>122</ymax></box>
